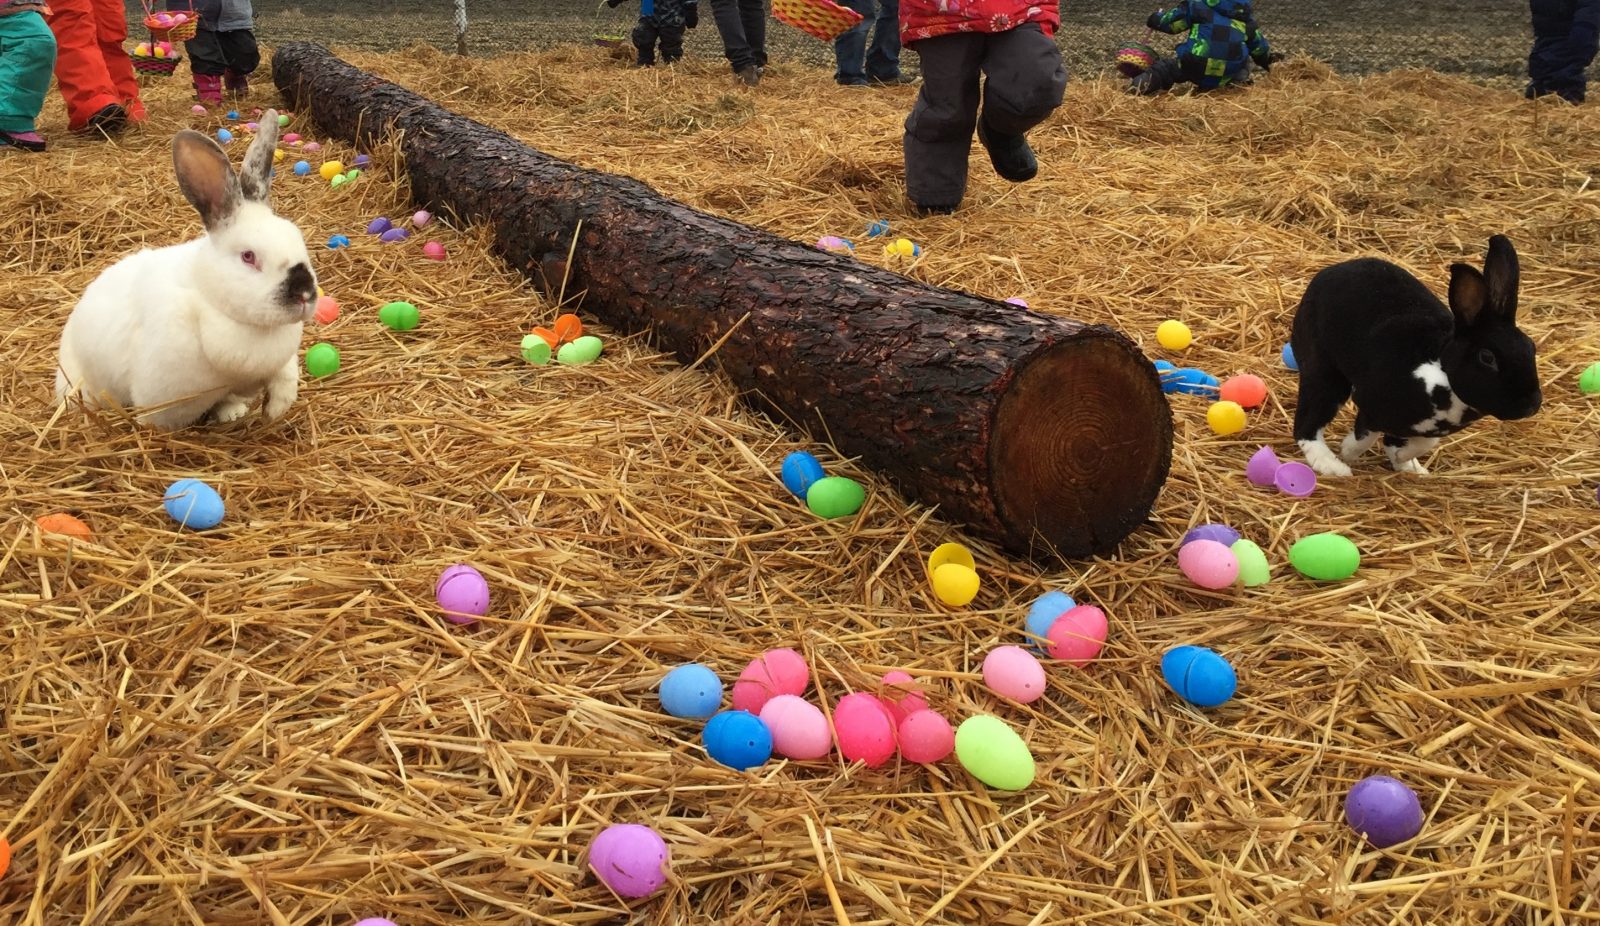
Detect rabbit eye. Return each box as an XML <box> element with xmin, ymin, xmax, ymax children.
<box><xmin>240</xmin><ymin>250</ymin><xmax>258</xmax><ymax>268</ymax></box>
<box><xmin>1477</xmin><ymin>348</ymin><xmax>1499</xmax><ymax>371</ymax></box>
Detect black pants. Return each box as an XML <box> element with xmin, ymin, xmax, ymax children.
<box><xmin>707</xmin><ymin>0</ymin><xmax>767</xmax><ymax>72</ymax></box>
<box><xmin>902</xmin><ymin>24</ymin><xmax>1066</xmax><ymax>209</ymax></box>
<box><xmin>185</xmin><ymin>27</ymin><xmax>259</xmax><ymax>77</ymax></box>
<box><xmin>633</xmin><ymin>17</ymin><xmax>686</xmax><ymax>64</ymax></box>
<box><xmin>1528</xmin><ymin>0</ymin><xmax>1600</xmax><ymax>102</ymax></box>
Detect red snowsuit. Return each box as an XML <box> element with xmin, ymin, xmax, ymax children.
<box><xmin>899</xmin><ymin>0</ymin><xmax>1059</xmax><ymax>44</ymax></box>
<box><xmin>46</xmin><ymin>0</ymin><xmax>145</xmax><ymax>131</ymax></box>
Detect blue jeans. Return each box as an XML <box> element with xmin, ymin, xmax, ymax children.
<box><xmin>833</xmin><ymin>0</ymin><xmax>899</xmax><ymax>84</ymax></box>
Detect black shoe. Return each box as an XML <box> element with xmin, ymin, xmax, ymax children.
<box><xmin>869</xmin><ymin>73</ymin><xmax>917</xmax><ymax>86</ymax></box>
<box><xmin>737</xmin><ymin>64</ymin><xmax>761</xmax><ymax>87</ymax></box>
<box><xmin>976</xmin><ymin>120</ymin><xmax>1037</xmax><ymax>183</ymax></box>
<box><xmin>912</xmin><ymin>202</ymin><xmax>957</xmax><ymax>216</ymax></box>
<box><xmin>84</xmin><ymin>103</ymin><xmax>128</xmax><ymax>136</ymax></box>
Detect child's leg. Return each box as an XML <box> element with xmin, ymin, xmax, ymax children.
<box><xmin>659</xmin><ymin>21</ymin><xmax>686</xmax><ymax>63</ymax></box>
<box><xmin>739</xmin><ymin>0</ymin><xmax>766</xmax><ymax>67</ymax></box>
<box><xmin>866</xmin><ymin>0</ymin><xmax>901</xmax><ymax>82</ymax></box>
<box><xmin>218</xmin><ymin>29</ymin><xmax>260</xmax><ymax>95</ymax></box>
<box><xmin>1128</xmin><ymin>56</ymin><xmax>1183</xmax><ymax>95</ymax></box>
<box><xmin>706</xmin><ymin>0</ymin><xmax>754</xmax><ymax>72</ymax></box>
<box><xmin>902</xmin><ymin>32</ymin><xmax>983</xmax><ymax>211</ymax></box>
<box><xmin>0</xmin><ymin>12</ymin><xmax>58</xmax><ymax>137</ymax></box>
<box><xmin>833</xmin><ymin>0</ymin><xmax>873</xmax><ymax>85</ymax></box>
<box><xmin>47</xmin><ymin>0</ymin><xmax>121</xmax><ymax>130</ymax></box>
<box><xmin>973</xmin><ymin>23</ymin><xmax>1064</xmax><ymax>182</ymax></box>
<box><xmin>89</xmin><ymin>0</ymin><xmax>141</xmax><ymax>120</ymax></box>
<box><xmin>631</xmin><ymin>16</ymin><xmax>659</xmax><ymax>65</ymax></box>
<box><xmin>185</xmin><ymin>28</ymin><xmax>227</xmax><ymax>103</ymax></box>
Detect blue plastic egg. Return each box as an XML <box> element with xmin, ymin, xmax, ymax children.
<box><xmin>1161</xmin><ymin>645</ymin><xmax>1237</xmax><ymax>708</ymax></box>
<box><xmin>780</xmin><ymin>451</ymin><xmax>826</xmax><ymax>499</ymax></box>
<box><xmin>216</xmin><ymin>128</ymin><xmax>233</xmax><ymax>143</ymax></box>
<box><xmin>293</xmin><ymin>160</ymin><xmax>311</xmax><ymax>176</ymax></box>
<box><xmin>659</xmin><ymin>664</ymin><xmax>723</xmax><ymax>719</ymax></box>
<box><xmin>326</xmin><ymin>234</ymin><xmax>349</xmax><ymax>249</ymax></box>
<box><xmin>163</xmin><ymin>478</ymin><xmax>225</xmax><ymax>530</ymax></box>
<box><xmin>1282</xmin><ymin>343</ymin><xmax>1298</xmax><ymax>371</ymax></box>
<box><xmin>1024</xmin><ymin>590</ymin><xmax>1075</xmax><ymax>647</ymax></box>
<box><xmin>226</xmin><ymin>110</ymin><xmax>238</xmax><ymax>120</ymax></box>
<box><xmin>866</xmin><ymin>219</ymin><xmax>890</xmax><ymax>237</ymax></box>
<box><xmin>1170</xmin><ymin>368</ymin><xmax>1220</xmax><ymax>397</ymax></box>
<box><xmin>703</xmin><ymin>710</ymin><xmax>773</xmax><ymax>771</ymax></box>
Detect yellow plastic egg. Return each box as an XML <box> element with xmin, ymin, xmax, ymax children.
<box><xmin>318</xmin><ymin>160</ymin><xmax>345</xmax><ymax>181</ymax></box>
<box><xmin>153</xmin><ymin>46</ymin><xmax>167</xmax><ymax>58</ymax></box>
<box><xmin>135</xmin><ymin>43</ymin><xmax>150</xmax><ymax>56</ymax></box>
<box><xmin>1206</xmin><ymin>400</ymin><xmax>1248</xmax><ymax>435</ymax></box>
<box><xmin>273</xmin><ymin>149</ymin><xmax>284</xmax><ymax>162</ymax></box>
<box><xmin>1156</xmin><ymin>319</ymin><xmax>1192</xmax><ymax>350</ymax></box>
<box><xmin>931</xmin><ymin>563</ymin><xmax>980</xmax><ymax>607</ymax></box>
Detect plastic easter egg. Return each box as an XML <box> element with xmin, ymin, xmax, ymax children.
<box><xmin>216</xmin><ymin>128</ymin><xmax>233</xmax><ymax>143</ymax></box>
<box><xmin>816</xmin><ymin>235</ymin><xmax>853</xmax><ymax>253</ymax></box>
<box><xmin>930</xmin><ymin>563</ymin><xmax>980</xmax><ymax>607</ymax></box>
<box><xmin>1220</xmin><ymin>374</ymin><xmax>1267</xmax><ymax>408</ymax></box>
<box><xmin>153</xmin><ymin>46</ymin><xmax>167</xmax><ymax>58</ymax></box>
<box><xmin>1170</xmin><ymin>368</ymin><xmax>1219</xmax><ymax>396</ymax></box>
<box><xmin>557</xmin><ymin>336</ymin><xmax>604</xmax><ymax>365</ymax></box>
<box><xmin>294</xmin><ymin>161</ymin><xmax>312</xmax><ymax>176</ymax></box>
<box><xmin>313</xmin><ymin>295</ymin><xmax>340</xmax><ymax>324</ymax></box>
<box><xmin>1274</xmin><ymin>461</ymin><xmax>1317</xmax><ymax>497</ymax></box>
<box><xmin>866</xmin><ymin>219</ymin><xmax>890</xmax><ymax>237</ymax></box>
<box><xmin>1004</xmin><ymin>297</ymin><xmax>1029</xmax><ymax>307</ymax></box>
<box><xmin>1207</xmin><ymin>401</ymin><xmax>1248</xmax><ymax>436</ymax></box>
<box><xmin>282</xmin><ymin>132</ymin><xmax>300</xmax><ymax>144</ymax></box>
<box><xmin>344</xmin><ymin>169</ymin><xmax>361</xmax><ymax>181</ymax></box>
<box><xmin>0</xmin><ymin>833</ymin><xmax>9</xmax><ymax>880</ymax></box>
<box><xmin>325</xmin><ymin>233</ymin><xmax>348</xmax><ymax>249</ymax></box>
<box><xmin>329</xmin><ymin>176</ymin><xmax>347</xmax><ymax>190</ymax></box>
<box><xmin>1245</xmin><ymin>445</ymin><xmax>1281</xmax><ymax>486</ymax></box>
<box><xmin>1345</xmin><ymin>775</ymin><xmax>1424</xmax><ymax>849</ymax></box>
<box><xmin>272</xmin><ymin>149</ymin><xmax>284</xmax><ymax>163</ymax></box>
<box><xmin>422</xmin><ymin>241</ymin><xmax>447</xmax><ymax>261</ymax></box>
<box><xmin>1161</xmin><ymin>645</ymin><xmax>1236</xmax><ymax>707</ymax></box>
<box><xmin>954</xmin><ymin>715</ymin><xmax>1035</xmax><ymax>791</ymax></box>
<box><xmin>244</xmin><ymin>121</ymin><xmax>257</xmax><ymax>131</ymax></box>
<box><xmin>658</xmin><ymin>663</ymin><xmax>723</xmax><ymax>719</ymax></box>
<box><xmin>780</xmin><ymin>450</ymin><xmax>826</xmax><ymax>499</ymax></box>
<box><xmin>884</xmin><ymin>238</ymin><xmax>920</xmax><ymax>258</ymax></box>
<box><xmin>1177</xmin><ymin>539</ymin><xmax>1239</xmax><ymax>589</ymax></box>
<box><xmin>353</xmin><ymin>154</ymin><xmax>371</xmax><ymax>167</ymax></box>
<box><xmin>378</xmin><ymin>301</ymin><xmax>420</xmax><ymax>331</ymax></box>
<box><xmin>520</xmin><ymin>334</ymin><xmax>552</xmax><ymax>365</ymax></box>
<box><xmin>703</xmin><ymin>710</ymin><xmax>772</xmax><ymax>771</ymax></box>
<box><xmin>305</xmin><ymin>342</ymin><xmax>340</xmax><ymax>377</ymax></box>
<box><xmin>927</xmin><ymin>541</ymin><xmax>975</xmax><ymax>573</ymax></box>
<box><xmin>1024</xmin><ymin>590</ymin><xmax>1075</xmax><ymax>647</ymax></box>
<box><xmin>1580</xmin><ymin>362</ymin><xmax>1600</xmax><ymax>394</ymax></box>
<box><xmin>1044</xmin><ymin>604</ymin><xmax>1108</xmax><ymax>666</ymax></box>
<box><xmin>982</xmin><ymin>646</ymin><xmax>1047</xmax><ymax>704</ymax></box>
<box><xmin>434</xmin><ymin>563</ymin><xmax>490</xmax><ymax>624</ymax></box>
<box><xmin>190</xmin><ymin>103</ymin><xmax>206</xmax><ymax>115</ymax></box>
<box><xmin>163</xmin><ymin>479</ymin><xmax>224</xmax><ymax>530</ymax></box>
<box><xmin>354</xmin><ymin>920</ymin><xmax>397</xmax><ymax>926</ymax></box>
<box><xmin>805</xmin><ymin>476</ymin><xmax>865</xmax><ymax>519</ymax></box>
<box><xmin>1154</xmin><ymin>359</ymin><xmax>1180</xmax><ymax>393</ymax></box>
<box><xmin>1282</xmin><ymin>343</ymin><xmax>1298</xmax><ymax>371</ymax></box>
<box><xmin>413</xmin><ymin>209</ymin><xmax>433</xmax><ymax>227</ymax></box>
<box><xmin>1182</xmin><ymin>523</ymin><xmax>1241</xmax><ymax>548</ymax></box>
<box><xmin>730</xmin><ymin>647</ymin><xmax>809</xmax><ymax>714</ymax></box>
<box><xmin>277</xmin><ymin>114</ymin><xmax>291</xmax><ymax>127</ymax></box>
<box><xmin>36</xmin><ymin>513</ymin><xmax>93</xmax><ymax>542</ymax></box>
<box><xmin>758</xmin><ymin>694</ymin><xmax>832</xmax><ymax>760</ymax></box>
<box><xmin>319</xmin><ymin>160</ymin><xmax>345</xmax><ymax>180</ymax></box>
<box><xmin>173</xmin><ymin>12</ymin><xmax>188</xmax><ymax>22</ymax></box>
<box><xmin>1156</xmin><ymin>319</ymin><xmax>1192</xmax><ymax>350</ymax></box>
<box><xmin>588</xmin><ymin>823</ymin><xmax>670</xmax><ymax>898</ymax></box>
<box><xmin>1289</xmin><ymin>533</ymin><xmax>1360</xmax><ymax>581</ymax></box>
<box><xmin>553</xmin><ymin>314</ymin><xmax>583</xmax><ymax>343</ymax></box>
<box><xmin>303</xmin><ymin>141</ymin><xmax>322</xmax><ymax>152</ymax></box>
<box><xmin>366</xmin><ymin>217</ymin><xmax>393</xmax><ymax>235</ymax></box>
<box><xmin>897</xmin><ymin>710</ymin><xmax>954</xmax><ymax>763</ymax></box>
<box><xmin>1231</xmin><ymin>539</ymin><xmax>1271</xmax><ymax>587</ymax></box>
<box><xmin>379</xmin><ymin>228</ymin><xmax>411</xmax><ymax>243</ymax></box>
<box><xmin>833</xmin><ymin>693</ymin><xmax>897</xmax><ymax>767</ymax></box>
<box><xmin>877</xmin><ymin>671</ymin><xmax>928</xmax><ymax>724</ymax></box>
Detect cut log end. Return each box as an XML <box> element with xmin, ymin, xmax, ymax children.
<box><xmin>992</xmin><ymin>331</ymin><xmax>1172</xmax><ymax>557</ymax></box>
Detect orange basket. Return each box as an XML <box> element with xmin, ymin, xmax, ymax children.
<box><xmin>142</xmin><ymin>0</ymin><xmax>199</xmax><ymax>43</ymax></box>
<box><xmin>772</xmin><ymin>0</ymin><xmax>863</xmax><ymax>43</ymax></box>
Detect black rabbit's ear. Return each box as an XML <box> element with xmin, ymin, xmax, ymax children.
<box><xmin>1448</xmin><ymin>262</ymin><xmax>1488</xmax><ymax>328</ymax></box>
<box><xmin>1484</xmin><ymin>234</ymin><xmax>1520</xmax><ymax>320</ymax></box>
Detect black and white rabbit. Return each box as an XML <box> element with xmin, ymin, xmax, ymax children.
<box><xmin>56</xmin><ymin>110</ymin><xmax>317</xmax><ymax>429</ymax></box>
<box><xmin>1290</xmin><ymin>235</ymin><xmax>1541</xmax><ymax>476</ymax></box>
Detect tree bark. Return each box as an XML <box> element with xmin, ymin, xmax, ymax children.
<box><xmin>271</xmin><ymin>43</ymin><xmax>1172</xmax><ymax>559</ymax></box>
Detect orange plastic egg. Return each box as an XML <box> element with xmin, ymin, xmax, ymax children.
<box><xmin>1219</xmin><ymin>374</ymin><xmax>1268</xmax><ymax>408</ymax></box>
<box><xmin>552</xmin><ymin>313</ymin><xmax>583</xmax><ymax>344</ymax></box>
<box><xmin>36</xmin><ymin>513</ymin><xmax>92</xmax><ymax>542</ymax></box>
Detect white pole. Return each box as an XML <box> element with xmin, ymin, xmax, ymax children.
<box><xmin>454</xmin><ymin>0</ymin><xmax>468</xmax><ymax>55</ymax></box>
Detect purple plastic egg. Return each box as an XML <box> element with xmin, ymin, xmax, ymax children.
<box><xmin>379</xmin><ymin>228</ymin><xmax>411</xmax><ymax>243</ymax></box>
<box><xmin>1345</xmin><ymin>775</ymin><xmax>1424</xmax><ymax>848</ymax></box>
<box><xmin>434</xmin><ymin>563</ymin><xmax>490</xmax><ymax>624</ymax></box>
<box><xmin>366</xmin><ymin>217</ymin><xmax>393</xmax><ymax>235</ymax></box>
<box><xmin>1004</xmin><ymin>297</ymin><xmax>1029</xmax><ymax>307</ymax></box>
<box><xmin>353</xmin><ymin>154</ymin><xmax>371</xmax><ymax>167</ymax></box>
<box><xmin>588</xmin><ymin>823</ymin><xmax>670</xmax><ymax>898</ymax></box>
<box><xmin>354</xmin><ymin>920</ymin><xmax>398</xmax><ymax>926</ymax></box>
<box><xmin>1274</xmin><ymin>461</ymin><xmax>1318</xmax><ymax>497</ymax></box>
<box><xmin>1182</xmin><ymin>523</ymin><xmax>1242</xmax><ymax>548</ymax></box>
<box><xmin>1177</xmin><ymin>539</ymin><xmax>1240</xmax><ymax>590</ymax></box>
<box><xmin>1246</xmin><ymin>445</ymin><xmax>1282</xmax><ymax>486</ymax></box>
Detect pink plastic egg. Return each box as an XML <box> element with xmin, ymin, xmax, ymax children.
<box><xmin>982</xmin><ymin>646</ymin><xmax>1047</xmax><ymax>704</ymax></box>
<box><xmin>758</xmin><ymin>694</ymin><xmax>832</xmax><ymax>760</ymax></box>
<box><xmin>878</xmin><ymin>670</ymin><xmax>929</xmax><ymax>724</ymax></box>
<box><xmin>1178</xmin><ymin>539</ymin><xmax>1240</xmax><ymax>589</ymax></box>
<box><xmin>730</xmin><ymin>647</ymin><xmax>810</xmax><ymax>714</ymax></box>
<box><xmin>588</xmin><ymin>823</ymin><xmax>670</xmax><ymax>899</ymax></box>
<box><xmin>898</xmin><ymin>709</ymin><xmax>954</xmax><ymax>763</ymax></box>
<box><xmin>303</xmin><ymin>141</ymin><xmax>322</xmax><ymax>152</ymax></box>
<box><xmin>1004</xmin><ymin>297</ymin><xmax>1029</xmax><ymax>307</ymax></box>
<box><xmin>1045</xmin><ymin>605</ymin><xmax>1109</xmax><ymax>666</ymax></box>
<box><xmin>191</xmin><ymin>104</ymin><xmax>206</xmax><ymax>115</ymax></box>
<box><xmin>833</xmin><ymin>693</ymin><xmax>896</xmax><ymax>767</ymax></box>
<box><xmin>422</xmin><ymin>241</ymin><xmax>447</xmax><ymax>261</ymax></box>
<box><xmin>282</xmin><ymin>132</ymin><xmax>300</xmax><ymax>143</ymax></box>
<box><xmin>413</xmin><ymin>209</ymin><xmax>433</xmax><ymax>227</ymax></box>
<box><xmin>434</xmin><ymin>563</ymin><xmax>490</xmax><ymax>624</ymax></box>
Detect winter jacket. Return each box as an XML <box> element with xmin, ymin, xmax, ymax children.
<box><xmin>1148</xmin><ymin>0</ymin><xmax>1269</xmax><ymax>87</ymax></box>
<box><xmin>1531</xmin><ymin>0</ymin><xmax>1600</xmax><ymax>43</ymax></box>
<box><xmin>165</xmin><ymin>0</ymin><xmax>252</xmax><ymax>32</ymax></box>
<box><xmin>900</xmin><ymin>0</ymin><xmax>1060</xmax><ymax>45</ymax></box>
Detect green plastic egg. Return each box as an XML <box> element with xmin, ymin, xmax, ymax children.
<box><xmin>277</xmin><ymin>114</ymin><xmax>290</xmax><ymax>127</ymax></box>
<box><xmin>1289</xmin><ymin>532</ymin><xmax>1360</xmax><ymax>581</ymax></box>
<box><xmin>1231</xmin><ymin>539</ymin><xmax>1271</xmax><ymax>587</ymax></box>
<box><xmin>954</xmin><ymin>715</ymin><xmax>1035</xmax><ymax>791</ymax></box>
<box><xmin>520</xmin><ymin>334</ymin><xmax>552</xmax><ymax>365</ymax></box>
<box><xmin>378</xmin><ymin>300</ymin><xmax>420</xmax><ymax>331</ymax></box>
<box><xmin>345</xmin><ymin>169</ymin><xmax>362</xmax><ymax>181</ymax></box>
<box><xmin>805</xmin><ymin>476</ymin><xmax>865</xmax><ymax>519</ymax></box>
<box><xmin>1580</xmin><ymin>362</ymin><xmax>1600</xmax><ymax>395</ymax></box>
<box><xmin>329</xmin><ymin>174</ymin><xmax>347</xmax><ymax>189</ymax></box>
<box><xmin>557</xmin><ymin>335</ymin><xmax>604</xmax><ymax>365</ymax></box>
<box><xmin>305</xmin><ymin>342</ymin><xmax>340</xmax><ymax>378</ymax></box>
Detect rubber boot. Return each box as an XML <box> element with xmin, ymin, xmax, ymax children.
<box><xmin>193</xmin><ymin>72</ymin><xmax>223</xmax><ymax>105</ymax></box>
<box><xmin>223</xmin><ymin>68</ymin><xmax>248</xmax><ymax>98</ymax></box>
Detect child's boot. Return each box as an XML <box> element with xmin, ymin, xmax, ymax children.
<box><xmin>0</xmin><ymin>130</ymin><xmax>47</xmax><ymax>152</ymax></box>
<box><xmin>976</xmin><ymin>120</ymin><xmax>1038</xmax><ymax>183</ymax></box>
<box><xmin>224</xmin><ymin>69</ymin><xmax>249</xmax><ymax>98</ymax></box>
<box><xmin>193</xmin><ymin>73</ymin><xmax>224</xmax><ymax>106</ymax></box>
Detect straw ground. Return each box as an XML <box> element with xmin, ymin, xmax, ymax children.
<box><xmin>3</xmin><ymin>43</ymin><xmax>1600</xmax><ymax>925</ymax></box>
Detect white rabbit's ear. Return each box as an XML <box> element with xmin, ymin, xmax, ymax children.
<box><xmin>173</xmin><ymin>130</ymin><xmax>242</xmax><ymax>231</ymax></box>
<box><xmin>240</xmin><ymin>109</ymin><xmax>281</xmax><ymax>202</ymax></box>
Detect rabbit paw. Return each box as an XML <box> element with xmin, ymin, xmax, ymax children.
<box><xmin>1393</xmin><ymin>458</ymin><xmax>1429</xmax><ymax>475</ymax></box>
<box><xmin>1386</xmin><ymin>436</ymin><xmax>1437</xmax><ymax>475</ymax></box>
<box><xmin>262</xmin><ymin>360</ymin><xmax>299</xmax><ymax>421</ymax></box>
<box><xmin>1340</xmin><ymin>430</ymin><xmax>1380</xmax><ymax>462</ymax></box>
<box><xmin>209</xmin><ymin>394</ymin><xmax>253</xmax><ymax>423</ymax></box>
<box><xmin>1298</xmin><ymin>437</ymin><xmax>1353</xmax><ymax>477</ymax></box>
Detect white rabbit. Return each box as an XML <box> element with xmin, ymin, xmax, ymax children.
<box><xmin>56</xmin><ymin>109</ymin><xmax>317</xmax><ymax>429</ymax></box>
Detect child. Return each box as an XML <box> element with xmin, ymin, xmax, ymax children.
<box><xmin>1129</xmin><ymin>0</ymin><xmax>1272</xmax><ymax>96</ymax></box>
<box><xmin>834</xmin><ymin>0</ymin><xmax>902</xmax><ymax>86</ymax></box>
<box><xmin>0</xmin><ymin>0</ymin><xmax>56</xmax><ymax>151</ymax></box>
<box><xmin>170</xmin><ymin>0</ymin><xmax>258</xmax><ymax>104</ymax></box>
<box><xmin>900</xmin><ymin>0</ymin><xmax>1066</xmax><ymax>214</ymax></box>
<box><xmin>1527</xmin><ymin>0</ymin><xmax>1600</xmax><ymax>103</ymax></box>
<box><xmin>606</xmin><ymin>0</ymin><xmax>699</xmax><ymax>67</ymax></box>
<box><xmin>47</xmin><ymin>0</ymin><xmax>146</xmax><ymax>134</ymax></box>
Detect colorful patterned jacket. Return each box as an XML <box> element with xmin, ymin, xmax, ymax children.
<box><xmin>900</xmin><ymin>0</ymin><xmax>1060</xmax><ymax>45</ymax></box>
<box><xmin>1148</xmin><ymin>0</ymin><xmax>1270</xmax><ymax>88</ymax></box>
<box><xmin>0</xmin><ymin>0</ymin><xmax>49</xmax><ymax>16</ymax></box>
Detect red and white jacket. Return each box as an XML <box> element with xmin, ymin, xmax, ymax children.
<box><xmin>899</xmin><ymin>0</ymin><xmax>1060</xmax><ymax>44</ymax></box>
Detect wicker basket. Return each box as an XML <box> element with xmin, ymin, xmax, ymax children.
<box><xmin>771</xmin><ymin>0</ymin><xmax>863</xmax><ymax>43</ymax></box>
<box><xmin>1114</xmin><ymin>38</ymin><xmax>1158</xmax><ymax>77</ymax></box>
<box><xmin>131</xmin><ymin>53</ymin><xmax>182</xmax><ymax>76</ymax></box>
<box><xmin>592</xmin><ymin>0</ymin><xmax>627</xmax><ymax>48</ymax></box>
<box><xmin>142</xmin><ymin>1</ymin><xmax>199</xmax><ymax>44</ymax></box>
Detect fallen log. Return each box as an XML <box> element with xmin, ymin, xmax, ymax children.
<box><xmin>272</xmin><ymin>43</ymin><xmax>1172</xmax><ymax>559</ymax></box>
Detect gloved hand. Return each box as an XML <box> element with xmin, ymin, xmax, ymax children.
<box><xmin>606</xmin><ymin>0</ymin><xmax>627</xmax><ymax>8</ymax></box>
<box><xmin>1146</xmin><ymin>10</ymin><xmax>1165</xmax><ymax>30</ymax></box>
<box><xmin>685</xmin><ymin>1</ymin><xmax>698</xmax><ymax>28</ymax></box>
<box><xmin>1256</xmin><ymin>51</ymin><xmax>1283</xmax><ymax>72</ymax></box>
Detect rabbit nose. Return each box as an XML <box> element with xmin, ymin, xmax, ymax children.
<box><xmin>284</xmin><ymin>262</ymin><xmax>315</xmax><ymax>303</ymax></box>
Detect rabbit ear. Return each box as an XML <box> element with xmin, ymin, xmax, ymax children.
<box><xmin>1448</xmin><ymin>262</ymin><xmax>1489</xmax><ymax>329</ymax></box>
<box><xmin>173</xmin><ymin>130</ymin><xmax>242</xmax><ymax>231</ymax></box>
<box><xmin>239</xmin><ymin>109</ymin><xmax>281</xmax><ymax>203</ymax></box>
<box><xmin>1483</xmin><ymin>234</ymin><xmax>1520</xmax><ymax>321</ymax></box>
